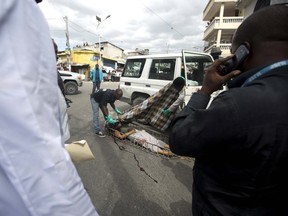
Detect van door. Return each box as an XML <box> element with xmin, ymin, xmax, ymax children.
<box><xmin>182</xmin><ymin>50</ymin><xmax>214</xmax><ymax>104</ymax></box>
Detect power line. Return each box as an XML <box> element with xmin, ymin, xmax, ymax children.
<box><xmin>46</xmin><ymin>0</ymin><xmax>98</xmax><ymax>38</ymax></box>
<box><xmin>68</xmin><ymin>20</ymin><xmax>97</xmax><ymax>36</ymax></box>
<box><xmin>68</xmin><ymin>21</ymin><xmax>98</xmax><ymax>44</ymax></box>
<box><xmin>140</xmin><ymin>2</ymin><xmax>185</xmax><ymax>37</ymax></box>
<box><xmin>45</xmin><ymin>0</ymin><xmax>186</xmax><ymax>51</ymax></box>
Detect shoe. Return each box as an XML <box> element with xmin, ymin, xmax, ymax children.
<box><xmin>95</xmin><ymin>131</ymin><xmax>105</xmax><ymax>137</ymax></box>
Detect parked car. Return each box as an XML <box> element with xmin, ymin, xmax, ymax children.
<box><xmin>111</xmin><ymin>69</ymin><xmax>123</xmax><ymax>82</ymax></box>
<box><xmin>102</xmin><ymin>70</ymin><xmax>111</xmax><ymax>81</ymax></box>
<box><xmin>102</xmin><ymin>66</ymin><xmax>115</xmax><ymax>81</ymax></box>
<box><xmin>59</xmin><ymin>71</ymin><xmax>83</xmax><ymax>95</ymax></box>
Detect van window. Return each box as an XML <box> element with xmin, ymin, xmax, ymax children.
<box><xmin>148</xmin><ymin>59</ymin><xmax>175</xmax><ymax>80</ymax></box>
<box><xmin>183</xmin><ymin>52</ymin><xmax>213</xmax><ymax>86</ymax></box>
<box><xmin>122</xmin><ymin>59</ymin><xmax>146</xmax><ymax>78</ymax></box>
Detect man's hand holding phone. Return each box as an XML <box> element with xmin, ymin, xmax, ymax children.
<box><xmin>200</xmin><ymin>43</ymin><xmax>250</xmax><ymax>95</ymax></box>
<box><xmin>221</xmin><ymin>44</ymin><xmax>250</xmax><ymax>75</ymax></box>
<box><xmin>200</xmin><ymin>56</ymin><xmax>241</xmax><ymax>95</ymax></box>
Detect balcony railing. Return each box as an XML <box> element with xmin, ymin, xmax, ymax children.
<box><xmin>204</xmin><ymin>16</ymin><xmax>244</xmax><ymax>39</ymax></box>
<box><xmin>203</xmin><ymin>0</ymin><xmax>239</xmax><ymax>20</ymax></box>
<box><xmin>204</xmin><ymin>43</ymin><xmax>232</xmax><ymax>57</ymax></box>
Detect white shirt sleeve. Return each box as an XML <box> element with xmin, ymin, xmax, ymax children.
<box><xmin>0</xmin><ymin>0</ymin><xmax>98</xmax><ymax>215</ymax></box>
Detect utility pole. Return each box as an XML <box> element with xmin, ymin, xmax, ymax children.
<box><xmin>96</xmin><ymin>15</ymin><xmax>111</xmax><ymax>67</ymax></box>
<box><xmin>63</xmin><ymin>16</ymin><xmax>71</xmax><ymax>70</ymax></box>
<box><xmin>96</xmin><ymin>16</ymin><xmax>102</xmax><ymax>66</ymax></box>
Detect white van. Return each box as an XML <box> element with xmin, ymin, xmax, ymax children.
<box><xmin>119</xmin><ymin>50</ymin><xmax>214</xmax><ymax>106</ymax></box>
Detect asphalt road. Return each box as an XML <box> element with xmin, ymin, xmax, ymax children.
<box><xmin>66</xmin><ymin>81</ymin><xmax>194</xmax><ymax>216</ymax></box>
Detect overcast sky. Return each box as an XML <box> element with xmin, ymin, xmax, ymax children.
<box><xmin>39</xmin><ymin>0</ymin><xmax>208</xmax><ymax>54</ymax></box>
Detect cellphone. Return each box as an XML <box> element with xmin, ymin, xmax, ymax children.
<box><xmin>221</xmin><ymin>44</ymin><xmax>250</xmax><ymax>75</ymax></box>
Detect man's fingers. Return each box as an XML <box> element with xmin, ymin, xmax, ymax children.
<box><xmin>214</xmin><ymin>55</ymin><xmax>234</xmax><ymax>66</ymax></box>
<box><xmin>205</xmin><ymin>55</ymin><xmax>234</xmax><ymax>73</ymax></box>
<box><xmin>223</xmin><ymin>70</ymin><xmax>241</xmax><ymax>80</ymax></box>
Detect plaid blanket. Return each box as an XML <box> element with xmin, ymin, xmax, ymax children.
<box><xmin>120</xmin><ymin>81</ymin><xmax>182</xmax><ymax>131</ymax></box>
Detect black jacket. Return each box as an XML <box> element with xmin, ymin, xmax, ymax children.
<box><xmin>169</xmin><ymin>62</ymin><xmax>288</xmax><ymax>215</ymax></box>
<box><xmin>92</xmin><ymin>89</ymin><xmax>116</xmax><ymax>107</ymax></box>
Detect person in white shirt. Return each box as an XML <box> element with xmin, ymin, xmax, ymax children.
<box><xmin>0</xmin><ymin>0</ymin><xmax>98</xmax><ymax>215</ymax></box>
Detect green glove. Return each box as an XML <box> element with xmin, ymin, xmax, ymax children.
<box><xmin>115</xmin><ymin>108</ymin><xmax>122</xmax><ymax>115</ymax></box>
<box><xmin>106</xmin><ymin>115</ymin><xmax>116</xmax><ymax>124</ymax></box>
<box><xmin>162</xmin><ymin>109</ymin><xmax>171</xmax><ymax>117</ymax></box>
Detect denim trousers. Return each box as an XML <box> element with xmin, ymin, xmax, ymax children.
<box><xmin>92</xmin><ymin>81</ymin><xmax>101</xmax><ymax>94</ymax></box>
<box><xmin>90</xmin><ymin>97</ymin><xmax>101</xmax><ymax>133</ymax></box>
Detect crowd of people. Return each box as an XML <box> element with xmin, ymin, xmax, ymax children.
<box><xmin>1</xmin><ymin>0</ymin><xmax>287</xmax><ymax>215</ymax></box>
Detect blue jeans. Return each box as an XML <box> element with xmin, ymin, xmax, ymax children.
<box><xmin>92</xmin><ymin>81</ymin><xmax>101</xmax><ymax>94</ymax></box>
<box><xmin>90</xmin><ymin>97</ymin><xmax>101</xmax><ymax>133</ymax></box>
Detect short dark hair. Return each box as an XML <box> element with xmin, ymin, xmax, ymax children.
<box><xmin>173</xmin><ymin>77</ymin><xmax>185</xmax><ymax>90</ymax></box>
<box><xmin>115</xmin><ymin>88</ymin><xmax>123</xmax><ymax>99</ymax></box>
<box><xmin>233</xmin><ymin>5</ymin><xmax>288</xmax><ymax>49</ymax></box>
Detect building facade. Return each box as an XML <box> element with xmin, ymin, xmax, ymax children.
<box><xmin>92</xmin><ymin>41</ymin><xmax>126</xmax><ymax>68</ymax></box>
<box><xmin>203</xmin><ymin>0</ymin><xmax>244</xmax><ymax>57</ymax></box>
<box><xmin>203</xmin><ymin>0</ymin><xmax>287</xmax><ymax>57</ymax></box>
<box><xmin>57</xmin><ymin>42</ymin><xmax>126</xmax><ymax>80</ymax></box>
<box><xmin>127</xmin><ymin>48</ymin><xmax>150</xmax><ymax>56</ymax></box>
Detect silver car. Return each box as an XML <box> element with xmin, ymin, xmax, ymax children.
<box><xmin>59</xmin><ymin>71</ymin><xmax>83</xmax><ymax>95</ymax></box>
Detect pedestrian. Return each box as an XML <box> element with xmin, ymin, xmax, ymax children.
<box><xmin>0</xmin><ymin>0</ymin><xmax>98</xmax><ymax>215</ymax></box>
<box><xmin>169</xmin><ymin>5</ymin><xmax>288</xmax><ymax>216</ymax></box>
<box><xmin>90</xmin><ymin>88</ymin><xmax>123</xmax><ymax>137</ymax></box>
<box><xmin>90</xmin><ymin>63</ymin><xmax>104</xmax><ymax>94</ymax></box>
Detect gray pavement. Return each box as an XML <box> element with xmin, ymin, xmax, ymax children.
<box><xmin>66</xmin><ymin>81</ymin><xmax>194</xmax><ymax>216</ymax></box>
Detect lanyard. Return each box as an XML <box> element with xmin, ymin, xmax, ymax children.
<box><xmin>242</xmin><ymin>60</ymin><xmax>288</xmax><ymax>87</ymax></box>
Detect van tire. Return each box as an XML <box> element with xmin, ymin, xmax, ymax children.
<box><xmin>132</xmin><ymin>96</ymin><xmax>147</xmax><ymax>106</ymax></box>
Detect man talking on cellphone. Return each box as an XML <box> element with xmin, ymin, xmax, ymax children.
<box><xmin>169</xmin><ymin>5</ymin><xmax>288</xmax><ymax>216</ymax></box>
